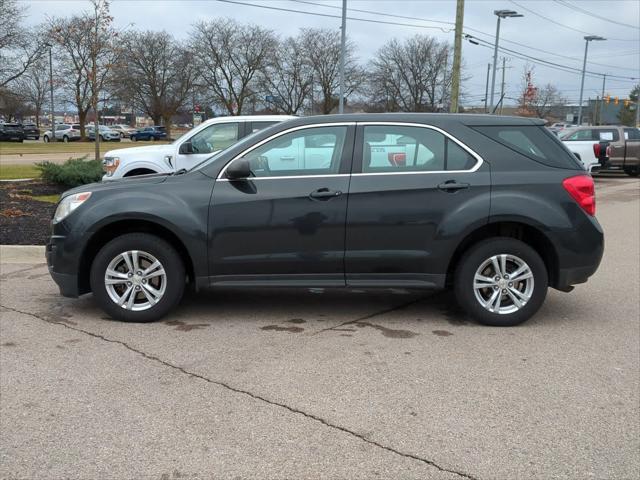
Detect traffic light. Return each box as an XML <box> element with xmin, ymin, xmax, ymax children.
<box><xmin>614</xmin><ymin>96</ymin><xmax>619</xmax><ymax>105</ymax></box>
<box><xmin>605</xmin><ymin>95</ymin><xmax>610</xmax><ymax>104</ymax></box>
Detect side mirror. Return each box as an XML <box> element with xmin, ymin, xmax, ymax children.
<box><xmin>226</xmin><ymin>158</ymin><xmax>252</xmax><ymax>180</ymax></box>
<box><xmin>179</xmin><ymin>141</ymin><xmax>193</xmax><ymax>154</ymax></box>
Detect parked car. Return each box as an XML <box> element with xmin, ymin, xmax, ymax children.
<box><xmin>22</xmin><ymin>123</ymin><xmax>40</xmax><ymax>140</ymax></box>
<box><xmin>130</xmin><ymin>126</ymin><xmax>167</xmax><ymax>142</ymax></box>
<box><xmin>110</xmin><ymin>124</ymin><xmax>136</xmax><ymax>138</ymax></box>
<box><xmin>561</xmin><ymin>125</ymin><xmax>640</xmax><ymax>175</ymax></box>
<box><xmin>0</xmin><ymin>123</ymin><xmax>25</xmax><ymax>142</ymax></box>
<box><xmin>102</xmin><ymin>115</ymin><xmax>294</xmax><ymax>179</ymax></box>
<box><xmin>47</xmin><ymin>114</ymin><xmax>603</xmax><ymax>327</ymax></box>
<box><xmin>87</xmin><ymin>125</ymin><xmax>121</xmax><ymax>142</ymax></box>
<box><xmin>43</xmin><ymin>124</ymin><xmax>82</xmax><ymax>142</ymax></box>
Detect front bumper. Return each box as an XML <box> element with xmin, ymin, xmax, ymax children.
<box><xmin>46</xmin><ymin>235</ymin><xmax>80</xmax><ymax>297</ymax></box>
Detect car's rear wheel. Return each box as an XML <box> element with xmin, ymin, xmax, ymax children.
<box><xmin>90</xmin><ymin>233</ymin><xmax>185</xmax><ymax>322</ymax></box>
<box><xmin>454</xmin><ymin>237</ymin><xmax>548</xmax><ymax>326</ymax></box>
<box><xmin>131</xmin><ymin>136</ymin><xmax>137</xmax><ymax>142</ymax></box>
<box><xmin>624</xmin><ymin>167</ymin><xmax>639</xmax><ymax>177</ymax></box>
<box><xmin>63</xmin><ymin>135</ymin><xmax>69</xmax><ymax>143</ymax></box>
<box><xmin>43</xmin><ymin>135</ymin><xmax>49</xmax><ymax>143</ymax></box>
<box><xmin>150</xmin><ymin>136</ymin><xmax>156</xmax><ymax>142</ymax></box>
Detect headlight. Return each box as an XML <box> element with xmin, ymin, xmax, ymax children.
<box><xmin>53</xmin><ymin>192</ymin><xmax>92</xmax><ymax>223</ymax></box>
<box><xmin>103</xmin><ymin>156</ymin><xmax>120</xmax><ymax>176</ymax></box>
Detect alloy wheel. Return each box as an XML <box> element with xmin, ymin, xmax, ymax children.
<box><xmin>473</xmin><ymin>254</ymin><xmax>534</xmax><ymax>315</ymax></box>
<box><xmin>104</xmin><ymin>250</ymin><xmax>166</xmax><ymax>311</ymax></box>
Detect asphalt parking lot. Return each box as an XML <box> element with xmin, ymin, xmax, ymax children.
<box><xmin>1</xmin><ymin>175</ymin><xmax>638</xmax><ymax>480</ymax></box>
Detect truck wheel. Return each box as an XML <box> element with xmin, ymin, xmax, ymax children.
<box><xmin>624</xmin><ymin>168</ymin><xmax>639</xmax><ymax>177</ymax></box>
<box><xmin>454</xmin><ymin>237</ymin><xmax>548</xmax><ymax>326</ymax></box>
<box><xmin>90</xmin><ymin>233</ymin><xmax>185</xmax><ymax>322</ymax></box>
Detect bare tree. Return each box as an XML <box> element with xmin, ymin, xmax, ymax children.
<box><xmin>0</xmin><ymin>0</ymin><xmax>44</xmax><ymax>87</ymax></box>
<box><xmin>112</xmin><ymin>31</ymin><xmax>196</xmax><ymax>138</ymax></box>
<box><xmin>47</xmin><ymin>1</ymin><xmax>119</xmax><ymax>151</ymax></box>
<box><xmin>299</xmin><ymin>28</ymin><xmax>364</xmax><ymax>114</ymax></box>
<box><xmin>14</xmin><ymin>59</ymin><xmax>49</xmax><ymax>128</ymax></box>
<box><xmin>0</xmin><ymin>87</ymin><xmax>31</xmax><ymax>121</ymax></box>
<box><xmin>190</xmin><ymin>18</ymin><xmax>276</xmax><ymax>115</ymax></box>
<box><xmin>261</xmin><ymin>35</ymin><xmax>312</xmax><ymax>115</ymax></box>
<box><xmin>368</xmin><ymin>35</ymin><xmax>452</xmax><ymax>112</ymax></box>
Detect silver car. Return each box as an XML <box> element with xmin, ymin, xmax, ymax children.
<box><xmin>43</xmin><ymin>124</ymin><xmax>82</xmax><ymax>142</ymax></box>
<box><xmin>88</xmin><ymin>125</ymin><xmax>121</xmax><ymax>142</ymax></box>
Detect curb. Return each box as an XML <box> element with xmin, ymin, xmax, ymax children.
<box><xmin>0</xmin><ymin>245</ymin><xmax>46</xmax><ymax>264</ymax></box>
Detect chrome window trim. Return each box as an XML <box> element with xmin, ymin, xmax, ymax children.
<box><xmin>355</xmin><ymin>122</ymin><xmax>484</xmax><ymax>174</ymax></box>
<box><xmin>216</xmin><ymin>122</ymin><xmax>356</xmax><ymax>180</ymax></box>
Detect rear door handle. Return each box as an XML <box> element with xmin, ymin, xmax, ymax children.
<box><xmin>437</xmin><ymin>180</ymin><xmax>470</xmax><ymax>192</ymax></box>
<box><xmin>309</xmin><ymin>188</ymin><xmax>342</xmax><ymax>200</ymax></box>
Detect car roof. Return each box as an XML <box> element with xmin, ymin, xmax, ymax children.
<box><xmin>198</xmin><ymin>115</ymin><xmax>297</xmax><ymax>127</ymax></box>
<box><xmin>273</xmin><ymin>113</ymin><xmax>546</xmax><ymax>128</ymax></box>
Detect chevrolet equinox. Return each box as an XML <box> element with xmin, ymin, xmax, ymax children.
<box><xmin>46</xmin><ymin>114</ymin><xmax>604</xmax><ymax>326</ymax></box>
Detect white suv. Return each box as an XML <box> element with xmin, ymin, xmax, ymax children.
<box><xmin>102</xmin><ymin>115</ymin><xmax>294</xmax><ymax>180</ymax></box>
<box><xmin>43</xmin><ymin>124</ymin><xmax>82</xmax><ymax>142</ymax></box>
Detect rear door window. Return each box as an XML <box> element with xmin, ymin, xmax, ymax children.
<box><xmin>624</xmin><ymin>128</ymin><xmax>640</xmax><ymax>140</ymax></box>
<box><xmin>473</xmin><ymin>125</ymin><xmax>582</xmax><ymax>170</ymax></box>
<box><xmin>597</xmin><ymin>129</ymin><xmax>618</xmax><ymax>141</ymax></box>
<box><xmin>360</xmin><ymin>125</ymin><xmax>477</xmax><ymax>173</ymax></box>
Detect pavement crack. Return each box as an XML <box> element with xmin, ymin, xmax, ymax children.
<box><xmin>314</xmin><ymin>295</ymin><xmax>429</xmax><ymax>335</ymax></box>
<box><xmin>0</xmin><ymin>304</ymin><xmax>478</xmax><ymax>480</ymax></box>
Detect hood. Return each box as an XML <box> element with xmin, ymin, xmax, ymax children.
<box><xmin>63</xmin><ymin>172</ymin><xmax>169</xmax><ymax>197</ymax></box>
<box><xmin>104</xmin><ymin>144</ymin><xmax>174</xmax><ymax>157</ymax></box>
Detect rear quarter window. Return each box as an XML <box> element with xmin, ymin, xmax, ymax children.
<box><xmin>473</xmin><ymin>125</ymin><xmax>583</xmax><ymax>170</ymax></box>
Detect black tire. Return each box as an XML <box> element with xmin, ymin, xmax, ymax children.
<box><xmin>63</xmin><ymin>135</ymin><xmax>69</xmax><ymax>143</ymax></box>
<box><xmin>624</xmin><ymin>168</ymin><xmax>639</xmax><ymax>177</ymax></box>
<box><xmin>131</xmin><ymin>136</ymin><xmax>137</xmax><ymax>142</ymax></box>
<box><xmin>150</xmin><ymin>136</ymin><xmax>156</xmax><ymax>142</ymax></box>
<box><xmin>454</xmin><ymin>237</ymin><xmax>548</xmax><ymax>326</ymax></box>
<box><xmin>43</xmin><ymin>135</ymin><xmax>49</xmax><ymax>143</ymax></box>
<box><xmin>90</xmin><ymin>233</ymin><xmax>185</xmax><ymax>322</ymax></box>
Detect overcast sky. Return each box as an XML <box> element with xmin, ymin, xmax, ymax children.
<box><xmin>21</xmin><ymin>0</ymin><xmax>640</xmax><ymax>106</ymax></box>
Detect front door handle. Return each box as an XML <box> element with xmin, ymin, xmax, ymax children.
<box><xmin>437</xmin><ymin>180</ymin><xmax>470</xmax><ymax>192</ymax></box>
<box><xmin>309</xmin><ymin>188</ymin><xmax>342</xmax><ymax>200</ymax></box>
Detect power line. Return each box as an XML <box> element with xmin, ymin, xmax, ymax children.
<box><xmin>553</xmin><ymin>0</ymin><xmax>640</xmax><ymax>30</ymax></box>
<box><xmin>216</xmin><ymin>0</ymin><xmax>639</xmax><ymax>82</ymax></box>
<box><xmin>292</xmin><ymin>0</ymin><xmax>638</xmax><ymax>73</ymax></box>
<box><xmin>214</xmin><ymin>0</ymin><xmax>451</xmax><ymax>32</ymax></box>
<box><xmin>509</xmin><ymin>0</ymin><xmax>639</xmax><ymax>42</ymax></box>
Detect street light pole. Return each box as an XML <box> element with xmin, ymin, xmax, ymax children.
<box><xmin>46</xmin><ymin>43</ymin><xmax>56</xmax><ymax>142</ymax></box>
<box><xmin>578</xmin><ymin>35</ymin><xmax>606</xmax><ymax>126</ymax></box>
<box><xmin>489</xmin><ymin>10</ymin><xmax>522</xmax><ymax>112</ymax></box>
<box><xmin>338</xmin><ymin>0</ymin><xmax>347</xmax><ymax>114</ymax></box>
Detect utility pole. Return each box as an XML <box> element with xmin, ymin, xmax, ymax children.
<box><xmin>449</xmin><ymin>0</ymin><xmax>465</xmax><ymax>113</ymax></box>
<box><xmin>484</xmin><ymin>63</ymin><xmax>491</xmax><ymax>113</ymax></box>
<box><xmin>599</xmin><ymin>74</ymin><xmax>606</xmax><ymax>125</ymax></box>
<box><xmin>338</xmin><ymin>0</ymin><xmax>347</xmax><ymax>114</ymax></box>
<box><xmin>499</xmin><ymin>57</ymin><xmax>506</xmax><ymax>115</ymax></box>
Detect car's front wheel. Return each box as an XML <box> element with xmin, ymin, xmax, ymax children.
<box><xmin>90</xmin><ymin>233</ymin><xmax>185</xmax><ymax>322</ymax></box>
<box><xmin>454</xmin><ymin>237</ymin><xmax>548</xmax><ymax>326</ymax></box>
<box><xmin>43</xmin><ymin>135</ymin><xmax>49</xmax><ymax>143</ymax></box>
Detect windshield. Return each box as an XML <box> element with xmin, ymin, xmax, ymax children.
<box><xmin>188</xmin><ymin>128</ymin><xmax>267</xmax><ymax>172</ymax></box>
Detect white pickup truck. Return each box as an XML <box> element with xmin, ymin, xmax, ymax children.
<box><xmin>560</xmin><ymin>126</ymin><xmax>615</xmax><ymax>172</ymax></box>
<box><xmin>102</xmin><ymin>115</ymin><xmax>295</xmax><ymax>180</ymax></box>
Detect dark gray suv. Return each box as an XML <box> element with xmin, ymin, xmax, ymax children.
<box><xmin>46</xmin><ymin>114</ymin><xmax>604</xmax><ymax>326</ymax></box>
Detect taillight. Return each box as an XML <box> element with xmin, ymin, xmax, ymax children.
<box><xmin>563</xmin><ymin>175</ymin><xmax>595</xmax><ymax>216</ymax></box>
<box><xmin>593</xmin><ymin>143</ymin><xmax>601</xmax><ymax>158</ymax></box>
<box><xmin>606</xmin><ymin>145</ymin><xmax>611</xmax><ymax>157</ymax></box>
